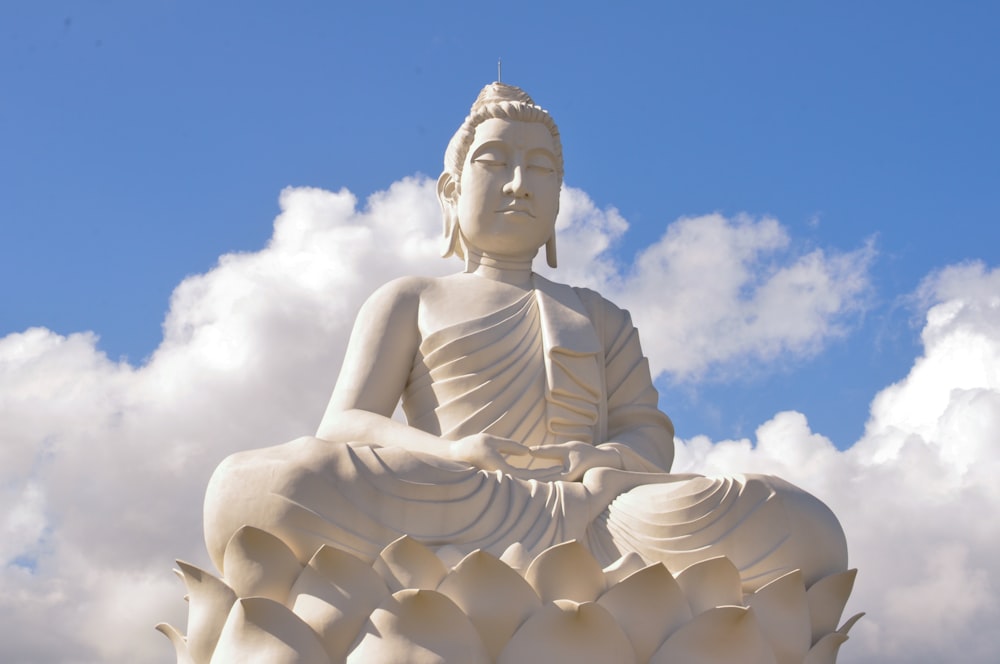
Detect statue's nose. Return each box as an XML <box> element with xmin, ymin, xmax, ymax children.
<box><xmin>503</xmin><ymin>165</ymin><xmax>528</xmax><ymax>197</ymax></box>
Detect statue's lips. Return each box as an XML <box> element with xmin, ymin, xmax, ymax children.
<box><xmin>498</xmin><ymin>208</ymin><xmax>535</xmax><ymax>218</ymax></box>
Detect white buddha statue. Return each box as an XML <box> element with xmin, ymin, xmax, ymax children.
<box><xmin>204</xmin><ymin>83</ymin><xmax>848</xmax><ymax>596</ymax></box>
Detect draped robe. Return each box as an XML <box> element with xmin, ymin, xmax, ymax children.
<box><xmin>205</xmin><ymin>275</ymin><xmax>847</xmax><ymax>592</ymax></box>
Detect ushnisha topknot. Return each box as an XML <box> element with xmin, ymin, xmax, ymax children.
<box><xmin>443</xmin><ymin>82</ymin><xmax>564</xmax><ymax>181</ymax></box>
<box><xmin>439</xmin><ymin>82</ymin><xmax>563</xmax><ymax>269</ymax></box>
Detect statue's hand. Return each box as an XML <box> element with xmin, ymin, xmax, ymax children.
<box><xmin>449</xmin><ymin>434</ymin><xmax>560</xmax><ymax>479</ymax></box>
<box><xmin>531</xmin><ymin>442</ymin><xmax>622</xmax><ymax>482</ymax></box>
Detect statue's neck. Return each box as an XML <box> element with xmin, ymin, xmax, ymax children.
<box><xmin>465</xmin><ymin>247</ymin><xmax>534</xmax><ymax>287</ymax></box>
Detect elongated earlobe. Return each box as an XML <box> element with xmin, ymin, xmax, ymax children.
<box><xmin>437</xmin><ymin>172</ymin><xmax>462</xmax><ymax>259</ymax></box>
<box><xmin>545</xmin><ymin>233</ymin><xmax>557</xmax><ymax>268</ymax></box>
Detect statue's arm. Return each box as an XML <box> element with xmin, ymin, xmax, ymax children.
<box><xmin>315</xmin><ymin>278</ymin><xmax>446</xmax><ymax>453</ymax></box>
<box><xmin>598</xmin><ymin>346</ymin><xmax>675</xmax><ymax>472</ymax></box>
<box><xmin>587</xmin><ymin>290</ymin><xmax>676</xmax><ymax>473</ymax></box>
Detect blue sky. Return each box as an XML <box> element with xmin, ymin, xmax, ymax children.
<box><xmin>4</xmin><ymin>2</ymin><xmax>997</xmax><ymax>447</ymax></box>
<box><xmin>2</xmin><ymin>2</ymin><xmax>1000</xmax><ymax>661</ymax></box>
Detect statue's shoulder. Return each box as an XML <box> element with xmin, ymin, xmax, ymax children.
<box><xmin>532</xmin><ymin>273</ymin><xmax>635</xmax><ymax>336</ymax></box>
<box><xmin>357</xmin><ymin>275</ymin><xmax>441</xmax><ymax>325</ymax></box>
<box><xmin>570</xmin><ymin>284</ymin><xmax>617</xmax><ymax>310</ymax></box>
<box><xmin>569</xmin><ymin>284</ymin><xmax>633</xmax><ymax>326</ymax></box>
<box><xmin>364</xmin><ymin>274</ymin><xmax>438</xmax><ymax>303</ymax></box>
<box><xmin>573</xmin><ymin>286</ymin><xmax>635</xmax><ymax>343</ymax></box>
<box><xmin>362</xmin><ymin>274</ymin><xmax>477</xmax><ymax>323</ymax></box>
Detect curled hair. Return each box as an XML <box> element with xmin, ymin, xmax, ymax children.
<box><xmin>443</xmin><ymin>83</ymin><xmax>564</xmax><ymax>181</ymax></box>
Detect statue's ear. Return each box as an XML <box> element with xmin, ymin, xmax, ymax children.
<box><xmin>545</xmin><ymin>194</ymin><xmax>560</xmax><ymax>268</ymax></box>
<box><xmin>437</xmin><ymin>171</ymin><xmax>458</xmax><ymax>208</ymax></box>
<box><xmin>437</xmin><ymin>172</ymin><xmax>462</xmax><ymax>259</ymax></box>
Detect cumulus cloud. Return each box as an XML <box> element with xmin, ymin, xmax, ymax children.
<box><xmin>674</xmin><ymin>261</ymin><xmax>1000</xmax><ymax>662</ymax></box>
<box><xmin>1</xmin><ymin>175</ymin><xmax>974</xmax><ymax>662</ymax></box>
<box><xmin>539</xmin><ymin>209</ymin><xmax>875</xmax><ymax>380</ymax></box>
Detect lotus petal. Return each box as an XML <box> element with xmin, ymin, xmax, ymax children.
<box><xmin>746</xmin><ymin>570</ymin><xmax>810</xmax><ymax>664</ymax></box>
<box><xmin>597</xmin><ymin>563</ymin><xmax>692</xmax><ymax>662</ymax></box>
<box><xmin>348</xmin><ymin>589</ymin><xmax>490</xmax><ymax>663</ymax></box>
<box><xmin>650</xmin><ymin>606</ymin><xmax>777</xmax><ymax>664</ymax></box>
<box><xmin>288</xmin><ymin>545</ymin><xmax>389</xmax><ymax>661</ymax></box>
<box><xmin>838</xmin><ymin>611</ymin><xmax>865</xmax><ymax>635</ymax></box>
<box><xmin>802</xmin><ymin>632</ymin><xmax>849</xmax><ymax>664</ymax></box>
<box><xmin>373</xmin><ymin>536</ymin><xmax>448</xmax><ymax>593</ymax></box>
<box><xmin>498</xmin><ymin>600</ymin><xmax>635</xmax><ymax>664</ymax></box>
<box><xmin>674</xmin><ymin>556</ymin><xmax>742</xmax><ymax>615</ymax></box>
<box><xmin>155</xmin><ymin>622</ymin><xmax>194</xmax><ymax>664</ymax></box>
<box><xmin>211</xmin><ymin>597</ymin><xmax>328</xmax><ymax>664</ymax></box>
<box><xmin>175</xmin><ymin>560</ymin><xmax>237</xmax><ymax>663</ymax></box>
<box><xmin>806</xmin><ymin>569</ymin><xmax>857</xmax><ymax>644</ymax></box>
<box><xmin>222</xmin><ymin>526</ymin><xmax>302</xmax><ymax>603</ymax></box>
<box><xmin>499</xmin><ymin>541</ymin><xmax>531</xmax><ymax>573</ymax></box>
<box><xmin>436</xmin><ymin>549</ymin><xmax>541</xmax><ymax>660</ymax></box>
<box><xmin>602</xmin><ymin>551</ymin><xmax>647</xmax><ymax>585</ymax></box>
<box><xmin>524</xmin><ymin>541</ymin><xmax>606</xmax><ymax>602</ymax></box>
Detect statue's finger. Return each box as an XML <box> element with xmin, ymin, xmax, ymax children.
<box><xmin>529</xmin><ymin>445</ymin><xmax>571</xmax><ymax>460</ymax></box>
<box><xmin>491</xmin><ymin>438</ymin><xmax>531</xmax><ymax>455</ymax></box>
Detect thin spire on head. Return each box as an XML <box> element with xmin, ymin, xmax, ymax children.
<box><xmin>470</xmin><ymin>82</ymin><xmax>536</xmax><ymax>111</ymax></box>
<box><xmin>497</xmin><ymin>58</ymin><xmax>502</xmax><ymax>83</ymax></box>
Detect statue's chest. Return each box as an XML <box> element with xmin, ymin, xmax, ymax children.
<box><xmin>402</xmin><ymin>292</ymin><xmax>556</xmax><ymax>446</ymax></box>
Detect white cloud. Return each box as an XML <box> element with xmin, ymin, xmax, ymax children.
<box><xmin>673</xmin><ymin>261</ymin><xmax>1000</xmax><ymax>662</ymax></box>
<box><xmin>542</xmin><ymin>211</ymin><xmax>875</xmax><ymax>380</ymax></box>
<box><xmin>4</xmin><ymin>176</ymin><xmax>964</xmax><ymax>663</ymax></box>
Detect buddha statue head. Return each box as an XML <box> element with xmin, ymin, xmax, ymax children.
<box><xmin>438</xmin><ymin>83</ymin><xmax>564</xmax><ymax>268</ymax></box>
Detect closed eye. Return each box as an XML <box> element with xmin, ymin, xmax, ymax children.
<box><xmin>474</xmin><ymin>157</ymin><xmax>507</xmax><ymax>167</ymax></box>
<box><xmin>527</xmin><ymin>150</ymin><xmax>557</xmax><ymax>174</ymax></box>
<box><xmin>470</xmin><ymin>143</ymin><xmax>509</xmax><ymax>168</ymax></box>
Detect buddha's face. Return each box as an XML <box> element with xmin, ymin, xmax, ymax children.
<box><xmin>454</xmin><ymin>118</ymin><xmax>560</xmax><ymax>259</ymax></box>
